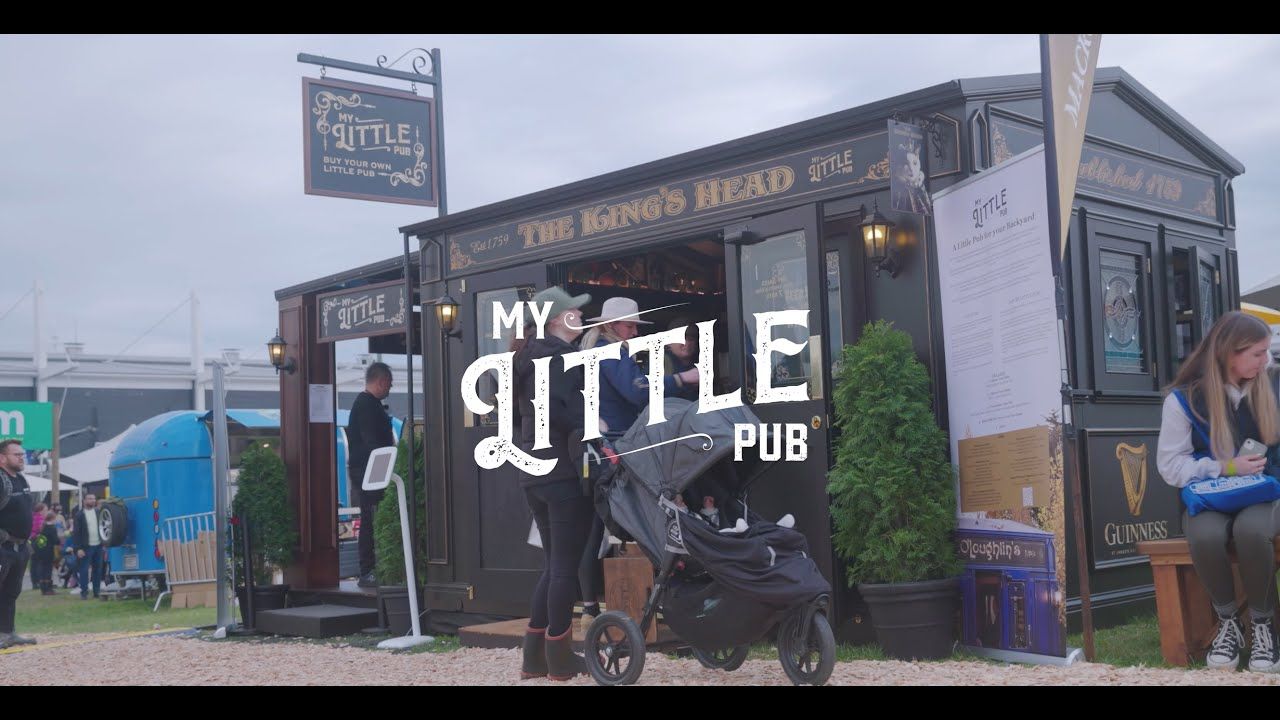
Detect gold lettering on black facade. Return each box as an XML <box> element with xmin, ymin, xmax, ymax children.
<box><xmin>581</xmin><ymin>187</ymin><xmax>686</xmax><ymax>237</ymax></box>
<box><xmin>1103</xmin><ymin>520</ymin><xmax>1169</xmax><ymax>546</ymax></box>
<box><xmin>518</xmin><ymin>216</ymin><xmax>576</xmax><ymax>248</ymax></box>
<box><xmin>693</xmin><ymin>166</ymin><xmax>795</xmax><ymax>211</ymax></box>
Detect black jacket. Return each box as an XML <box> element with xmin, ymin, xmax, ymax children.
<box><xmin>514</xmin><ymin>335</ymin><xmax>586</xmax><ymax>487</ymax></box>
<box><xmin>0</xmin><ymin>469</ymin><xmax>33</xmax><ymax>540</ymax></box>
<box><xmin>34</xmin><ymin>523</ymin><xmax>58</xmax><ymax>558</ymax></box>
<box><xmin>73</xmin><ymin>508</ymin><xmax>104</xmax><ymax>548</ymax></box>
<box><xmin>347</xmin><ymin>391</ymin><xmax>395</xmax><ymax>476</ymax></box>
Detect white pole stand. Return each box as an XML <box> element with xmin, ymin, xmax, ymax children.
<box><xmin>375</xmin><ymin>471</ymin><xmax>433</xmax><ymax>650</ymax></box>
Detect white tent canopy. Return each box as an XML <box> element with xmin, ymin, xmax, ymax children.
<box><xmin>18</xmin><ymin>473</ymin><xmax>72</xmax><ymax>493</ymax></box>
<box><xmin>57</xmin><ymin>425</ymin><xmax>134</xmax><ymax>486</ymax></box>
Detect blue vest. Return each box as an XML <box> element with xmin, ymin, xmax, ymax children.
<box><xmin>1173</xmin><ymin>377</ymin><xmax>1280</xmax><ymax>475</ymax></box>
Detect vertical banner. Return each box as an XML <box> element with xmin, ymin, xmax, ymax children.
<box><xmin>933</xmin><ymin>146</ymin><xmax>1067</xmax><ymax>658</ymax></box>
<box><xmin>889</xmin><ymin>119</ymin><xmax>932</xmax><ymax>215</ymax></box>
<box><xmin>1042</xmin><ymin>34</ymin><xmax>1101</xmax><ymax>263</ymax></box>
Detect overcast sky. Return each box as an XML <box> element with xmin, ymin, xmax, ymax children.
<box><xmin>3</xmin><ymin>34</ymin><xmax>1277</xmax><ymax>362</ymax></box>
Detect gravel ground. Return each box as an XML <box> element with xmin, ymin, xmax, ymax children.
<box><xmin>2</xmin><ymin>633</ymin><xmax>1279</xmax><ymax>685</ymax></box>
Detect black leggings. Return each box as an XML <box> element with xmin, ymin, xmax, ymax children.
<box><xmin>579</xmin><ymin>515</ymin><xmax>605</xmax><ymax>605</ymax></box>
<box><xmin>525</xmin><ymin>479</ymin><xmax>594</xmax><ymax>637</ymax></box>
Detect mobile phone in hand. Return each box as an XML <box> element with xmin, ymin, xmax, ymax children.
<box><xmin>1239</xmin><ymin>438</ymin><xmax>1267</xmax><ymax>457</ymax></box>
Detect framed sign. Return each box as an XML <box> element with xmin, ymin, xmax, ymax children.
<box><xmin>317</xmin><ymin>280</ymin><xmax>408</xmax><ymax>343</ymax></box>
<box><xmin>303</xmin><ymin>77</ymin><xmax>438</xmax><ymax>206</ymax></box>
<box><xmin>1082</xmin><ymin>428</ymin><xmax>1182</xmax><ymax>569</ymax></box>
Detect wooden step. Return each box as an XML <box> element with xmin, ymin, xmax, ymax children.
<box><xmin>459</xmin><ymin>617</ymin><xmax>680</xmax><ymax>651</ymax></box>
<box><xmin>255</xmin><ymin>604</ymin><xmax>380</xmax><ymax>638</ymax></box>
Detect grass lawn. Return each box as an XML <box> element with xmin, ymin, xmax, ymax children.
<box><xmin>1067</xmin><ymin>613</ymin><xmax>1167</xmax><ymax>668</ymax></box>
<box><xmin>15</xmin><ymin>587</ymin><xmax>216</xmax><ymax>635</ymax></box>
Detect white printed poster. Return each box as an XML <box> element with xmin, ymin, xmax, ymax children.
<box><xmin>933</xmin><ymin>145</ymin><xmax>1067</xmax><ymax>657</ymax></box>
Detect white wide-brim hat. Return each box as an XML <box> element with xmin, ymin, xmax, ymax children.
<box><xmin>584</xmin><ymin>296</ymin><xmax>653</xmax><ymax>324</ymax></box>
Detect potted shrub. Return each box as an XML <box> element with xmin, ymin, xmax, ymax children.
<box><xmin>827</xmin><ymin>320</ymin><xmax>961</xmax><ymax>660</ymax></box>
<box><xmin>232</xmin><ymin>443</ymin><xmax>296</xmax><ymax>627</ymax></box>
<box><xmin>373</xmin><ymin>428</ymin><xmax>427</xmax><ymax>635</ymax></box>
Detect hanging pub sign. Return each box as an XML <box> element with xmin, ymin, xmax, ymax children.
<box><xmin>303</xmin><ymin>77</ymin><xmax>438</xmax><ymax>206</ymax></box>
<box><xmin>889</xmin><ymin>119</ymin><xmax>932</xmax><ymax>215</ymax></box>
<box><xmin>316</xmin><ymin>280</ymin><xmax>408</xmax><ymax>343</ymax></box>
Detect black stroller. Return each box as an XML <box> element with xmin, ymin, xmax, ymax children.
<box><xmin>584</xmin><ymin>398</ymin><xmax>835</xmax><ymax>686</ymax></box>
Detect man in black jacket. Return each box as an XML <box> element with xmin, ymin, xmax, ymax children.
<box><xmin>347</xmin><ymin>362</ymin><xmax>396</xmax><ymax>587</ymax></box>
<box><xmin>72</xmin><ymin>493</ymin><xmax>106</xmax><ymax>599</ymax></box>
<box><xmin>0</xmin><ymin>439</ymin><xmax>36</xmax><ymax>648</ymax></box>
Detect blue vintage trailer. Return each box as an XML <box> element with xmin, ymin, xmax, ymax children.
<box><xmin>104</xmin><ymin>409</ymin><xmax>399</xmax><ymax>583</ymax></box>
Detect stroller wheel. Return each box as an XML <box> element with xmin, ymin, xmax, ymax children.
<box><xmin>583</xmin><ymin>611</ymin><xmax>646</xmax><ymax>686</ymax></box>
<box><xmin>777</xmin><ymin>611</ymin><xmax>835</xmax><ymax>686</ymax></box>
<box><xmin>692</xmin><ymin>645</ymin><xmax>749</xmax><ymax>672</ymax></box>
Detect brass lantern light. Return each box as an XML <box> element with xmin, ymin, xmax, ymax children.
<box><xmin>266</xmin><ymin>330</ymin><xmax>295</xmax><ymax>374</ymax></box>
<box><xmin>860</xmin><ymin>200</ymin><xmax>901</xmax><ymax>278</ymax></box>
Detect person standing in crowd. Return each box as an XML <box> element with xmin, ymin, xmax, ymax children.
<box><xmin>50</xmin><ymin>503</ymin><xmax>66</xmax><ymax>581</ymax></box>
<box><xmin>346</xmin><ymin>362</ymin><xmax>396</xmax><ymax>588</ymax></box>
<box><xmin>575</xmin><ymin>300</ymin><xmax>701</xmax><ymax>627</ymax></box>
<box><xmin>32</xmin><ymin>512</ymin><xmax>59</xmax><ymax>595</ymax></box>
<box><xmin>583</xmin><ymin>297</ymin><xmax>699</xmax><ymax>434</ymax></box>
<box><xmin>0</xmin><ymin>439</ymin><xmax>37</xmax><ymax>648</ymax></box>
<box><xmin>512</xmin><ymin>286</ymin><xmax>596</xmax><ymax>681</ymax></box>
<box><xmin>72</xmin><ymin>494</ymin><xmax>106</xmax><ymax>599</ymax></box>
<box><xmin>28</xmin><ymin>502</ymin><xmax>45</xmax><ymax>590</ymax></box>
<box><xmin>50</xmin><ymin>503</ymin><xmax>66</xmax><ymax>536</ymax></box>
<box><xmin>1157</xmin><ymin>311</ymin><xmax>1280</xmax><ymax>673</ymax></box>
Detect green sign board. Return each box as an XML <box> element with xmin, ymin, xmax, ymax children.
<box><xmin>0</xmin><ymin>402</ymin><xmax>55</xmax><ymax>450</ymax></box>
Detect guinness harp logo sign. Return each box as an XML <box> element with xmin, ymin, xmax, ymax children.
<box><xmin>1116</xmin><ymin>442</ymin><xmax>1148</xmax><ymax>517</ymax></box>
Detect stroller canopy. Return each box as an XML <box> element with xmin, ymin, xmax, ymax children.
<box><xmin>612</xmin><ymin>398</ymin><xmax>771</xmax><ymax>500</ymax></box>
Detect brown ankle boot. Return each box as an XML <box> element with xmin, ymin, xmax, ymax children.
<box><xmin>520</xmin><ymin>627</ymin><xmax>548</xmax><ymax>679</ymax></box>
<box><xmin>544</xmin><ymin>627</ymin><xmax>586</xmax><ymax>681</ymax></box>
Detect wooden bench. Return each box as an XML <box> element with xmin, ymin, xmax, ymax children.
<box><xmin>1138</xmin><ymin>537</ymin><xmax>1280</xmax><ymax>666</ymax></box>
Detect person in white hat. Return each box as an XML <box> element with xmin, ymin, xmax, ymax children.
<box><xmin>580</xmin><ymin>297</ymin><xmax>700</xmax><ymax>435</ymax></box>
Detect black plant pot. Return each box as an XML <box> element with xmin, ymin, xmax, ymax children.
<box><xmin>236</xmin><ymin>584</ymin><xmax>290</xmax><ymax>629</ymax></box>
<box><xmin>378</xmin><ymin>585</ymin><xmax>424</xmax><ymax>636</ymax></box>
<box><xmin>858</xmin><ymin>577</ymin><xmax>960</xmax><ymax>660</ymax></box>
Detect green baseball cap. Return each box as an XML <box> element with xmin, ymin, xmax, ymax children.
<box><xmin>531</xmin><ymin>285</ymin><xmax>591</xmax><ymax>320</ymax></box>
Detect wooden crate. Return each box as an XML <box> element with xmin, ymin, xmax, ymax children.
<box><xmin>603</xmin><ymin>546</ymin><xmax>657</xmax><ymax>644</ymax></box>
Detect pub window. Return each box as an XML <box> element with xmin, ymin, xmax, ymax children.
<box><xmin>1198</xmin><ymin>259</ymin><xmax>1220</xmax><ymax>339</ymax></box>
<box><xmin>475</xmin><ymin>285</ymin><xmax>536</xmax><ymax>426</ymax></box>
<box><xmin>1169</xmin><ymin>245</ymin><xmax>1223</xmax><ymax>378</ymax></box>
<box><xmin>1099</xmin><ymin>250</ymin><xmax>1148</xmax><ymax>375</ymax></box>
<box><xmin>739</xmin><ymin>230</ymin><xmax>810</xmax><ymax>402</ymax></box>
<box><xmin>825</xmin><ymin>249</ymin><xmax>844</xmax><ymax>377</ymax></box>
<box><xmin>1171</xmin><ymin>248</ymin><xmax>1194</xmax><ymax>375</ymax></box>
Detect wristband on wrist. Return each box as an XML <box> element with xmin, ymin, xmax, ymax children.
<box><xmin>1227</xmin><ymin>459</ymin><xmax>1237</xmax><ymax>476</ymax></box>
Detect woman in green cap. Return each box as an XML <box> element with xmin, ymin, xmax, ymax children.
<box><xmin>510</xmin><ymin>285</ymin><xmax>598</xmax><ymax>681</ymax></box>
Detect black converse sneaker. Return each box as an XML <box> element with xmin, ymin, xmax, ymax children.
<box><xmin>1206</xmin><ymin>613</ymin><xmax>1244</xmax><ymax>670</ymax></box>
<box><xmin>1248</xmin><ymin>617</ymin><xmax>1280</xmax><ymax>673</ymax></box>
